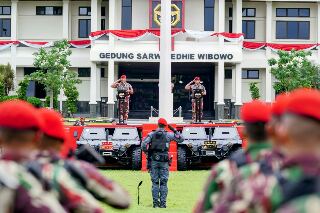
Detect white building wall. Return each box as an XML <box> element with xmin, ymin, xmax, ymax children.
<box><xmin>132</xmin><ymin>0</ymin><xmax>149</xmax><ymax>29</ymax></box>
<box><xmin>18</xmin><ymin>1</ymin><xmax>63</xmax><ymax>40</ymax></box>
<box><xmin>185</xmin><ymin>0</ymin><xmax>204</xmax><ymax>30</ymax></box>
<box><xmin>71</xmin><ymin>1</ymin><xmax>91</xmax><ymax>40</ymax></box>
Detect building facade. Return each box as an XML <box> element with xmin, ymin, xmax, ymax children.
<box><xmin>0</xmin><ymin>0</ymin><xmax>319</xmax><ymax>120</ymax></box>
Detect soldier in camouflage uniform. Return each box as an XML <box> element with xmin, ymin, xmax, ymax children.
<box><xmin>194</xmin><ymin>100</ymin><xmax>272</xmax><ymax>213</ymax></box>
<box><xmin>214</xmin><ymin>89</ymin><xmax>320</xmax><ymax>213</ymax></box>
<box><xmin>142</xmin><ymin>118</ymin><xmax>184</xmax><ymax>208</ymax></box>
<box><xmin>0</xmin><ymin>100</ymin><xmax>66</xmax><ymax>212</ymax></box>
<box><xmin>111</xmin><ymin>75</ymin><xmax>133</xmax><ymax>123</ymax></box>
<box><xmin>0</xmin><ymin>100</ymin><xmax>104</xmax><ymax>213</ymax></box>
<box><xmin>38</xmin><ymin>108</ymin><xmax>131</xmax><ymax>209</ymax></box>
<box><xmin>185</xmin><ymin>77</ymin><xmax>206</xmax><ymax>123</ymax></box>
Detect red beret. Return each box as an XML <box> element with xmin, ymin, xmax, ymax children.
<box><xmin>240</xmin><ymin>100</ymin><xmax>271</xmax><ymax>123</ymax></box>
<box><xmin>158</xmin><ymin>118</ymin><xmax>168</xmax><ymax>126</ymax></box>
<box><xmin>120</xmin><ymin>75</ymin><xmax>126</xmax><ymax>79</ymax></box>
<box><xmin>0</xmin><ymin>100</ymin><xmax>42</xmax><ymax>130</ymax></box>
<box><xmin>38</xmin><ymin>108</ymin><xmax>66</xmax><ymax>142</ymax></box>
<box><xmin>194</xmin><ymin>77</ymin><xmax>200</xmax><ymax>81</ymax></box>
<box><xmin>286</xmin><ymin>88</ymin><xmax>320</xmax><ymax>121</ymax></box>
<box><xmin>271</xmin><ymin>93</ymin><xmax>290</xmax><ymax>117</ymax></box>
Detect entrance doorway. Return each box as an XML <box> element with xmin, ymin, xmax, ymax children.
<box><xmin>118</xmin><ymin>62</ymin><xmax>215</xmax><ymax>119</ymax></box>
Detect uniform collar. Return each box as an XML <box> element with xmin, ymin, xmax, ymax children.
<box><xmin>282</xmin><ymin>154</ymin><xmax>320</xmax><ymax>175</ymax></box>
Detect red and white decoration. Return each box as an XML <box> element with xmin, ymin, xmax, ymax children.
<box><xmin>0</xmin><ymin>29</ymin><xmax>319</xmax><ymax>52</ymax></box>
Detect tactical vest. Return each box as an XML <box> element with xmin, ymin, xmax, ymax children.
<box><xmin>149</xmin><ymin>130</ymin><xmax>169</xmax><ymax>152</ymax></box>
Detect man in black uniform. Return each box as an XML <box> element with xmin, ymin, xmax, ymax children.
<box><xmin>142</xmin><ymin>118</ymin><xmax>184</xmax><ymax>208</ymax></box>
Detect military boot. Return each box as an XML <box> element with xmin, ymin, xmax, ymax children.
<box><xmin>159</xmin><ymin>201</ymin><xmax>166</xmax><ymax>208</ymax></box>
<box><xmin>153</xmin><ymin>201</ymin><xmax>159</xmax><ymax>208</ymax></box>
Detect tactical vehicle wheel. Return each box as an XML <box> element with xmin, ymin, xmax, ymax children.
<box><xmin>131</xmin><ymin>147</ymin><xmax>142</xmax><ymax>170</ymax></box>
<box><xmin>178</xmin><ymin>147</ymin><xmax>188</xmax><ymax>171</ymax></box>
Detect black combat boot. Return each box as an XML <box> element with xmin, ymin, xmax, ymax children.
<box><xmin>153</xmin><ymin>201</ymin><xmax>159</xmax><ymax>208</ymax></box>
<box><xmin>159</xmin><ymin>201</ymin><xmax>166</xmax><ymax>208</ymax></box>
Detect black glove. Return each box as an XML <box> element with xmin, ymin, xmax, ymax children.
<box><xmin>168</xmin><ymin>125</ymin><xmax>177</xmax><ymax>133</ymax></box>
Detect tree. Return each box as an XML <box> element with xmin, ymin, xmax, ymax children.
<box><xmin>249</xmin><ymin>82</ymin><xmax>260</xmax><ymax>100</ymax></box>
<box><xmin>268</xmin><ymin>50</ymin><xmax>320</xmax><ymax>94</ymax></box>
<box><xmin>63</xmin><ymin>70</ymin><xmax>80</xmax><ymax>116</ymax></box>
<box><xmin>29</xmin><ymin>40</ymin><xmax>80</xmax><ymax>109</ymax></box>
<box><xmin>0</xmin><ymin>63</ymin><xmax>14</xmax><ymax>95</ymax></box>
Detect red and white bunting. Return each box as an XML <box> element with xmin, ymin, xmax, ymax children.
<box><xmin>266</xmin><ymin>43</ymin><xmax>317</xmax><ymax>52</ymax></box>
<box><xmin>147</xmin><ymin>29</ymin><xmax>185</xmax><ymax>38</ymax></box>
<box><xmin>20</xmin><ymin>41</ymin><xmax>53</xmax><ymax>48</ymax></box>
<box><xmin>185</xmin><ymin>30</ymin><xmax>214</xmax><ymax>39</ymax></box>
<box><xmin>69</xmin><ymin>40</ymin><xmax>91</xmax><ymax>48</ymax></box>
<box><xmin>212</xmin><ymin>32</ymin><xmax>244</xmax><ymax>42</ymax></box>
<box><xmin>0</xmin><ymin>41</ymin><xmax>19</xmax><ymax>51</ymax></box>
<box><xmin>243</xmin><ymin>41</ymin><xmax>266</xmax><ymax>51</ymax></box>
<box><xmin>111</xmin><ymin>30</ymin><xmax>149</xmax><ymax>41</ymax></box>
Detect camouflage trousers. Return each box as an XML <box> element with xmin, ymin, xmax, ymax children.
<box><xmin>119</xmin><ymin>98</ymin><xmax>130</xmax><ymax>121</ymax></box>
<box><xmin>192</xmin><ymin>99</ymin><xmax>203</xmax><ymax>122</ymax></box>
<box><xmin>150</xmin><ymin>161</ymin><xmax>169</xmax><ymax>207</ymax></box>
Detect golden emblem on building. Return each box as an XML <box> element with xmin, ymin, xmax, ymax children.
<box><xmin>153</xmin><ymin>3</ymin><xmax>181</xmax><ymax>27</ymax></box>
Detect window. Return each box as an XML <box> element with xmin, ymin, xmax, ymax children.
<box><xmin>242</xmin><ymin>8</ymin><xmax>256</xmax><ymax>17</ymax></box>
<box><xmin>101</xmin><ymin>19</ymin><xmax>106</xmax><ymax>30</ymax></box>
<box><xmin>229</xmin><ymin>7</ymin><xmax>233</xmax><ymax>17</ymax></box>
<box><xmin>79</xmin><ymin>7</ymin><xmax>91</xmax><ymax>16</ymax></box>
<box><xmin>101</xmin><ymin>7</ymin><xmax>106</xmax><ymax>16</ymax></box>
<box><xmin>225</xmin><ymin>69</ymin><xmax>232</xmax><ymax>79</ymax></box>
<box><xmin>204</xmin><ymin>0</ymin><xmax>214</xmax><ymax>31</ymax></box>
<box><xmin>78</xmin><ymin>68</ymin><xmax>91</xmax><ymax>77</ymax></box>
<box><xmin>0</xmin><ymin>6</ymin><xmax>11</xmax><ymax>15</ymax></box>
<box><xmin>242</xmin><ymin>70</ymin><xmax>259</xmax><ymax>79</ymax></box>
<box><xmin>78</xmin><ymin>19</ymin><xmax>91</xmax><ymax>38</ymax></box>
<box><xmin>228</xmin><ymin>20</ymin><xmax>233</xmax><ymax>33</ymax></box>
<box><xmin>36</xmin><ymin>6</ymin><xmax>62</xmax><ymax>15</ymax></box>
<box><xmin>122</xmin><ymin>0</ymin><xmax>132</xmax><ymax>29</ymax></box>
<box><xmin>276</xmin><ymin>8</ymin><xmax>310</xmax><ymax>17</ymax></box>
<box><xmin>242</xmin><ymin>20</ymin><xmax>255</xmax><ymax>39</ymax></box>
<box><xmin>0</xmin><ymin>19</ymin><xmax>11</xmax><ymax>37</ymax></box>
<box><xmin>101</xmin><ymin>68</ymin><xmax>105</xmax><ymax>78</ymax></box>
<box><xmin>276</xmin><ymin>21</ymin><xmax>309</xmax><ymax>39</ymax></box>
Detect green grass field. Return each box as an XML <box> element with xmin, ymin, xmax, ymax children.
<box><xmin>100</xmin><ymin>170</ymin><xmax>210</xmax><ymax>213</ymax></box>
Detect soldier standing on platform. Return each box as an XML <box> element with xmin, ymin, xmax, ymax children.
<box><xmin>111</xmin><ymin>75</ymin><xmax>133</xmax><ymax>123</ymax></box>
<box><xmin>185</xmin><ymin>77</ymin><xmax>206</xmax><ymax>123</ymax></box>
<box><xmin>142</xmin><ymin>118</ymin><xmax>184</xmax><ymax>208</ymax></box>
<box><xmin>38</xmin><ymin>108</ymin><xmax>131</xmax><ymax>210</ymax></box>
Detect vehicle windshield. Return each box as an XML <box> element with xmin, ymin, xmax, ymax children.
<box><xmin>182</xmin><ymin>127</ymin><xmax>207</xmax><ymax>140</ymax></box>
<box><xmin>80</xmin><ymin>128</ymin><xmax>107</xmax><ymax>140</ymax></box>
<box><xmin>212</xmin><ymin>127</ymin><xmax>239</xmax><ymax>140</ymax></box>
<box><xmin>112</xmin><ymin>128</ymin><xmax>139</xmax><ymax>140</ymax></box>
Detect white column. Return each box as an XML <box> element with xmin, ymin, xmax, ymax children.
<box><xmin>317</xmin><ymin>3</ymin><xmax>320</xmax><ymax>62</ymax></box>
<box><xmin>90</xmin><ymin>63</ymin><xmax>98</xmax><ymax>105</ymax></box>
<box><xmin>158</xmin><ymin>0</ymin><xmax>173</xmax><ymax>120</ymax></box>
<box><xmin>235</xmin><ymin>63</ymin><xmax>242</xmax><ymax>105</ymax></box>
<box><xmin>231</xmin><ymin>66</ymin><xmax>236</xmax><ymax>102</ymax></box>
<box><xmin>218</xmin><ymin>0</ymin><xmax>225</xmax><ymax>44</ymax></box>
<box><xmin>214</xmin><ymin>0</ymin><xmax>219</xmax><ymax>31</ymax></box>
<box><xmin>96</xmin><ymin>67</ymin><xmax>101</xmax><ymax>101</ymax></box>
<box><xmin>107</xmin><ymin>0</ymin><xmax>116</xmax><ymax>105</ymax></box>
<box><xmin>217</xmin><ymin>61</ymin><xmax>225</xmax><ymax>105</ymax></box>
<box><xmin>63</xmin><ymin>0</ymin><xmax>70</xmax><ymax>39</ymax></box>
<box><xmin>232</xmin><ymin>0</ymin><xmax>242</xmax><ymax>33</ymax></box>
<box><xmin>91</xmin><ymin>0</ymin><xmax>101</xmax><ymax>32</ymax></box>
<box><xmin>11</xmin><ymin>0</ymin><xmax>18</xmax><ymax>93</ymax></box>
<box><xmin>214</xmin><ymin>64</ymin><xmax>218</xmax><ymax>102</ymax></box>
<box><xmin>265</xmin><ymin>1</ymin><xmax>272</xmax><ymax>102</ymax></box>
<box><xmin>107</xmin><ymin>61</ymin><xmax>115</xmax><ymax>104</ymax></box>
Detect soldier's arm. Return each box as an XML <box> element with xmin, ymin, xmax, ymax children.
<box><xmin>185</xmin><ymin>80</ymin><xmax>194</xmax><ymax>90</ymax></box>
<box><xmin>167</xmin><ymin>131</ymin><xmax>184</xmax><ymax>143</ymax></box>
<box><xmin>141</xmin><ymin>133</ymin><xmax>152</xmax><ymax>154</ymax></box>
<box><xmin>202</xmin><ymin>85</ymin><xmax>207</xmax><ymax>96</ymax></box>
<box><xmin>15</xmin><ymin>166</ymin><xmax>67</xmax><ymax>213</ymax></box>
<box><xmin>128</xmin><ymin>84</ymin><xmax>134</xmax><ymax>95</ymax></box>
<box><xmin>111</xmin><ymin>79</ymin><xmax>120</xmax><ymax>88</ymax></box>
<box><xmin>54</xmin><ymin>166</ymin><xmax>104</xmax><ymax>213</ymax></box>
<box><xmin>71</xmin><ymin>160</ymin><xmax>131</xmax><ymax>209</ymax></box>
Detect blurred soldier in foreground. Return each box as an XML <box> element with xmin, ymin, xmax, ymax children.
<box><xmin>111</xmin><ymin>75</ymin><xmax>133</xmax><ymax>123</ymax></box>
<box><xmin>38</xmin><ymin>108</ymin><xmax>131</xmax><ymax>209</ymax></box>
<box><xmin>215</xmin><ymin>89</ymin><xmax>320</xmax><ymax>213</ymax></box>
<box><xmin>0</xmin><ymin>100</ymin><xmax>66</xmax><ymax>212</ymax></box>
<box><xmin>142</xmin><ymin>118</ymin><xmax>184</xmax><ymax>208</ymax></box>
<box><xmin>194</xmin><ymin>100</ymin><xmax>271</xmax><ymax>213</ymax></box>
<box><xmin>185</xmin><ymin>77</ymin><xmax>206</xmax><ymax>123</ymax></box>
